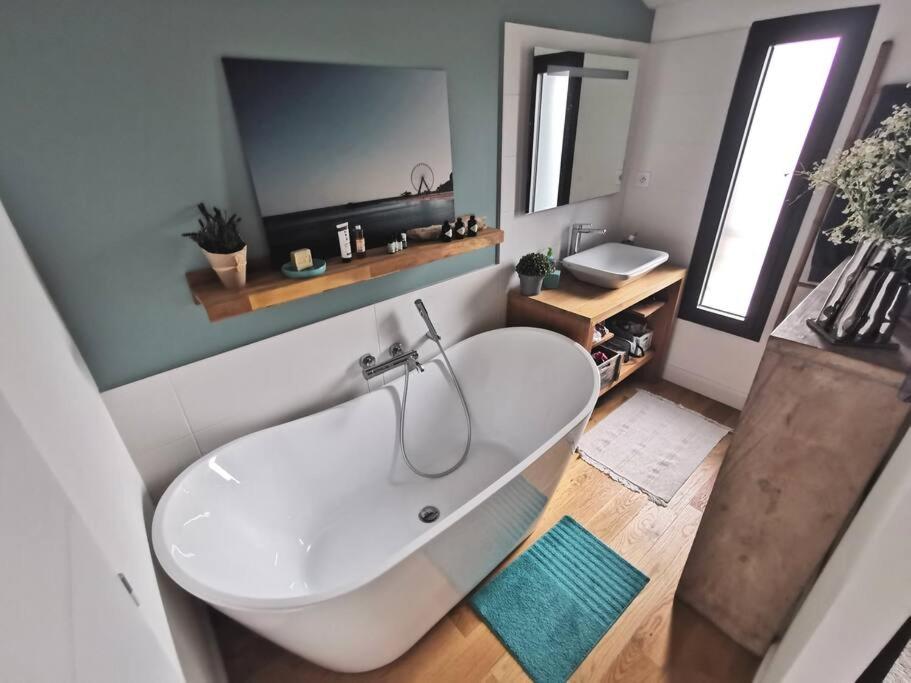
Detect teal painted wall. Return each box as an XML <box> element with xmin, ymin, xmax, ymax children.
<box><xmin>0</xmin><ymin>0</ymin><xmax>652</xmax><ymax>390</ymax></box>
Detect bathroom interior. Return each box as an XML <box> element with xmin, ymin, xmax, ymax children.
<box><xmin>2</xmin><ymin>0</ymin><xmax>911</xmax><ymax>681</ymax></box>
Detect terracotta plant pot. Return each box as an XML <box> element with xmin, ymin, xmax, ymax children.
<box><xmin>202</xmin><ymin>246</ymin><xmax>247</xmax><ymax>290</ymax></box>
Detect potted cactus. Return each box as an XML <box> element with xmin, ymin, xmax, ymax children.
<box><xmin>183</xmin><ymin>203</ymin><xmax>247</xmax><ymax>289</ymax></box>
<box><xmin>515</xmin><ymin>251</ymin><xmax>554</xmax><ymax>296</ymax></box>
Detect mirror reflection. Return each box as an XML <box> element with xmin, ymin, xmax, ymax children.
<box><xmin>526</xmin><ymin>48</ymin><xmax>639</xmax><ymax>213</ymax></box>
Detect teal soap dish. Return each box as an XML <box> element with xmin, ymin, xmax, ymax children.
<box><xmin>281</xmin><ymin>259</ymin><xmax>327</xmax><ymax>279</ymax></box>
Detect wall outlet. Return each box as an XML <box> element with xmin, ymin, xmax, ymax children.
<box><xmin>635</xmin><ymin>171</ymin><xmax>651</xmax><ymax>188</ymax></box>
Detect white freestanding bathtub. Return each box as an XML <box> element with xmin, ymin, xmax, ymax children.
<box><xmin>152</xmin><ymin>327</ymin><xmax>599</xmax><ymax>672</ymax></box>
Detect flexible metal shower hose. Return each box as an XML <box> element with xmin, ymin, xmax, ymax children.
<box><xmin>399</xmin><ymin>336</ymin><xmax>472</xmax><ymax>478</ymax></box>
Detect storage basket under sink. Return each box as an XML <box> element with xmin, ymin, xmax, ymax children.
<box><xmin>592</xmin><ymin>345</ymin><xmax>622</xmax><ymax>389</ymax></box>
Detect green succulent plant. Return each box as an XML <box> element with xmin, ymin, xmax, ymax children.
<box><xmin>182</xmin><ymin>203</ymin><xmax>245</xmax><ymax>254</ymax></box>
<box><xmin>515</xmin><ymin>251</ymin><xmax>553</xmax><ymax>277</ymax></box>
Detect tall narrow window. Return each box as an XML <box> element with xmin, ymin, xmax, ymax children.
<box><xmin>680</xmin><ymin>6</ymin><xmax>878</xmax><ymax>340</ymax></box>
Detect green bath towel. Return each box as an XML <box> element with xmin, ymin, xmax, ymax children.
<box><xmin>469</xmin><ymin>516</ymin><xmax>649</xmax><ymax>683</ymax></box>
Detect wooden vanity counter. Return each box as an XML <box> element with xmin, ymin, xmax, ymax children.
<box><xmin>507</xmin><ymin>264</ymin><xmax>686</xmax><ymax>395</ymax></box>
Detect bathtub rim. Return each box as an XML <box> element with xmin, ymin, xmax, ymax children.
<box><xmin>152</xmin><ymin>326</ymin><xmax>599</xmax><ymax>612</ymax></box>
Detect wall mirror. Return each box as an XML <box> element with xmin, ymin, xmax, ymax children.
<box><xmin>526</xmin><ymin>48</ymin><xmax>638</xmax><ymax>213</ymax></box>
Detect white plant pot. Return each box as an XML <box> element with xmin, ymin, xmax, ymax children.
<box><xmin>202</xmin><ymin>246</ymin><xmax>247</xmax><ymax>290</ymax></box>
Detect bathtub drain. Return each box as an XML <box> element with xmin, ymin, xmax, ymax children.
<box><xmin>418</xmin><ymin>506</ymin><xmax>440</xmax><ymax>523</ymax></box>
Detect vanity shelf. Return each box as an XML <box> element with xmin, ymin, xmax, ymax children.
<box><xmin>187</xmin><ymin>228</ymin><xmax>504</xmax><ymax>322</ymax></box>
<box><xmin>628</xmin><ymin>299</ymin><xmax>666</xmax><ymax>318</ymax></box>
<box><xmin>507</xmin><ymin>264</ymin><xmax>686</xmax><ymax>396</ymax></box>
<box><xmin>605</xmin><ymin>349</ymin><xmax>656</xmax><ymax>396</ymax></box>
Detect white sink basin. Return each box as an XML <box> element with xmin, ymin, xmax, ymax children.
<box><xmin>562</xmin><ymin>242</ymin><xmax>669</xmax><ymax>289</ymax></box>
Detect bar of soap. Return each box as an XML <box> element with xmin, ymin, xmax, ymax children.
<box><xmin>290</xmin><ymin>248</ymin><xmax>313</xmax><ymax>271</ymax></box>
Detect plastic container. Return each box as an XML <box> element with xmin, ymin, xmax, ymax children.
<box><xmin>603</xmin><ymin>338</ymin><xmax>632</xmax><ymax>363</ymax></box>
<box><xmin>607</xmin><ymin>318</ymin><xmax>653</xmax><ymax>356</ymax></box>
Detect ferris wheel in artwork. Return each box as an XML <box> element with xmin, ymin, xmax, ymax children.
<box><xmin>411</xmin><ymin>163</ymin><xmax>434</xmax><ymax>194</ymax></box>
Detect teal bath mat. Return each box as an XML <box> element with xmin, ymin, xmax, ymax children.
<box><xmin>469</xmin><ymin>516</ymin><xmax>649</xmax><ymax>683</ymax></box>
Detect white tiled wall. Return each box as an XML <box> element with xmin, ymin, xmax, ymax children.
<box><xmin>103</xmin><ymin>265</ymin><xmax>507</xmax><ymax>499</ymax></box>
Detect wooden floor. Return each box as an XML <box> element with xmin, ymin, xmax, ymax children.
<box><xmin>212</xmin><ymin>380</ymin><xmax>759</xmax><ymax>682</ymax></box>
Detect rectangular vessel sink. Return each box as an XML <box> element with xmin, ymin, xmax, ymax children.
<box><xmin>562</xmin><ymin>242</ymin><xmax>669</xmax><ymax>289</ymax></box>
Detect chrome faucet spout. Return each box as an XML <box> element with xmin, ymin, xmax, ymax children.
<box><xmin>569</xmin><ymin>223</ymin><xmax>608</xmax><ymax>255</ymax></box>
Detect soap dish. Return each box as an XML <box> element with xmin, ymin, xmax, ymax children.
<box><xmin>281</xmin><ymin>259</ymin><xmax>327</xmax><ymax>279</ymax></box>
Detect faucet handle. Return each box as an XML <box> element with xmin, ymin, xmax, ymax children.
<box><xmin>359</xmin><ymin>353</ymin><xmax>376</xmax><ymax>370</ymax></box>
<box><xmin>389</xmin><ymin>342</ymin><xmax>405</xmax><ymax>357</ymax></box>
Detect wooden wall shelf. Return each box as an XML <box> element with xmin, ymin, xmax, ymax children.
<box><xmin>187</xmin><ymin>229</ymin><xmax>504</xmax><ymax>322</ymax></box>
<box><xmin>507</xmin><ymin>264</ymin><xmax>686</xmax><ymax>395</ymax></box>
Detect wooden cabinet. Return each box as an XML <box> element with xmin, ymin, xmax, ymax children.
<box><xmin>678</xmin><ymin>264</ymin><xmax>911</xmax><ymax>656</ymax></box>
<box><xmin>506</xmin><ymin>265</ymin><xmax>686</xmax><ymax>396</ymax></box>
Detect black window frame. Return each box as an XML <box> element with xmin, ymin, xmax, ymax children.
<box><xmin>680</xmin><ymin>5</ymin><xmax>879</xmax><ymax>340</ymax></box>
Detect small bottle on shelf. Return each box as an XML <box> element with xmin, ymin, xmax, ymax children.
<box><xmin>467</xmin><ymin>215</ymin><xmax>478</xmax><ymax>237</ymax></box>
<box><xmin>454</xmin><ymin>217</ymin><xmax>466</xmax><ymax>239</ymax></box>
<box><xmin>353</xmin><ymin>225</ymin><xmax>367</xmax><ymax>258</ymax></box>
<box><xmin>400</xmin><ymin>232</ymin><xmax>408</xmax><ymax>249</ymax></box>
<box><xmin>440</xmin><ymin>220</ymin><xmax>453</xmax><ymax>242</ymax></box>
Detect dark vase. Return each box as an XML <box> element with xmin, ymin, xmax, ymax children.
<box><xmin>874</xmin><ymin>278</ymin><xmax>909</xmax><ymax>345</ymax></box>
<box><xmin>830</xmin><ymin>244</ymin><xmax>894</xmax><ymax>341</ymax></box>
<box><xmin>856</xmin><ymin>266</ymin><xmax>902</xmax><ymax>342</ymax></box>
<box><xmin>808</xmin><ymin>239</ymin><xmax>908</xmax><ymax>348</ymax></box>
<box><xmin>814</xmin><ymin>239</ymin><xmax>877</xmax><ymax>330</ymax></box>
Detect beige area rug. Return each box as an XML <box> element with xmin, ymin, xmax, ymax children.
<box><xmin>885</xmin><ymin>640</ymin><xmax>911</xmax><ymax>683</ymax></box>
<box><xmin>578</xmin><ymin>390</ymin><xmax>731</xmax><ymax>506</ymax></box>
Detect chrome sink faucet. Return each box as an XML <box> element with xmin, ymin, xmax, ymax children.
<box><xmin>569</xmin><ymin>223</ymin><xmax>608</xmax><ymax>255</ymax></box>
<box><xmin>359</xmin><ymin>342</ymin><xmax>423</xmax><ymax>380</ymax></box>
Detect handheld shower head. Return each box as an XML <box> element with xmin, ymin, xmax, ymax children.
<box><xmin>414</xmin><ymin>299</ymin><xmax>441</xmax><ymax>342</ymax></box>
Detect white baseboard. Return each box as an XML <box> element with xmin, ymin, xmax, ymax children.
<box><xmin>752</xmin><ymin>642</ymin><xmax>779</xmax><ymax>683</ymax></box>
<box><xmin>662</xmin><ymin>362</ymin><xmax>749</xmax><ymax>410</ymax></box>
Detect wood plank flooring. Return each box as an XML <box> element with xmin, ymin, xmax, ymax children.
<box><xmin>211</xmin><ymin>380</ymin><xmax>759</xmax><ymax>682</ymax></box>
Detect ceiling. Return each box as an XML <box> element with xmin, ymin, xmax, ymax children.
<box><xmin>641</xmin><ymin>0</ymin><xmax>692</xmax><ymax>6</ymax></box>
<box><xmin>643</xmin><ymin>0</ymin><xmax>769</xmax><ymax>6</ymax></box>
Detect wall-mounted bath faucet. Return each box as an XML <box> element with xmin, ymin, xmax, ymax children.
<box><xmin>358</xmin><ymin>299</ymin><xmax>442</xmax><ymax>380</ymax></box>
<box><xmin>359</xmin><ymin>343</ymin><xmax>423</xmax><ymax>380</ymax></box>
<box><xmin>569</xmin><ymin>223</ymin><xmax>608</xmax><ymax>255</ymax></box>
